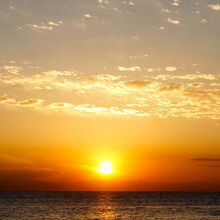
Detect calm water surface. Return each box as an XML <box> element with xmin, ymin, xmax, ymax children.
<box><xmin>0</xmin><ymin>192</ymin><xmax>219</xmax><ymax>219</ymax></box>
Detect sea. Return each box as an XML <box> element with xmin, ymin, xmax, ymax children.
<box><xmin>0</xmin><ymin>192</ymin><xmax>219</xmax><ymax>219</ymax></box>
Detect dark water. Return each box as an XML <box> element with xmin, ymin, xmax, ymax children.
<box><xmin>0</xmin><ymin>192</ymin><xmax>220</xmax><ymax>219</ymax></box>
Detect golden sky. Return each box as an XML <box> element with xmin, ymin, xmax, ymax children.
<box><xmin>0</xmin><ymin>0</ymin><xmax>220</xmax><ymax>191</ymax></box>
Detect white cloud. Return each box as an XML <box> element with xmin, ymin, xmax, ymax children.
<box><xmin>172</xmin><ymin>0</ymin><xmax>181</xmax><ymax>6</ymax></box>
<box><xmin>0</xmin><ymin>65</ymin><xmax>22</xmax><ymax>74</ymax></box>
<box><xmin>154</xmin><ymin>74</ymin><xmax>216</xmax><ymax>81</ymax></box>
<box><xmin>158</xmin><ymin>26</ymin><xmax>165</xmax><ymax>31</ymax></box>
<box><xmin>166</xmin><ymin>66</ymin><xmax>177</xmax><ymax>72</ymax></box>
<box><xmin>24</xmin><ymin>21</ymin><xmax>63</xmax><ymax>31</ymax></box>
<box><xmin>84</xmin><ymin>14</ymin><xmax>92</xmax><ymax>18</ymax></box>
<box><xmin>26</xmin><ymin>24</ymin><xmax>53</xmax><ymax>30</ymax></box>
<box><xmin>47</xmin><ymin>102</ymin><xmax>148</xmax><ymax>117</ymax></box>
<box><xmin>129</xmin><ymin>54</ymin><xmax>148</xmax><ymax>59</ymax></box>
<box><xmin>48</xmin><ymin>21</ymin><xmax>63</xmax><ymax>26</ymax></box>
<box><xmin>208</xmin><ymin>4</ymin><xmax>220</xmax><ymax>11</ymax></box>
<box><xmin>167</xmin><ymin>18</ymin><xmax>180</xmax><ymax>25</ymax></box>
<box><xmin>118</xmin><ymin>66</ymin><xmax>141</xmax><ymax>71</ymax></box>
<box><xmin>199</xmin><ymin>19</ymin><xmax>208</xmax><ymax>24</ymax></box>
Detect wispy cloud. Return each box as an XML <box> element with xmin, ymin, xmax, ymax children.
<box><xmin>153</xmin><ymin>74</ymin><xmax>216</xmax><ymax>81</ymax></box>
<box><xmin>190</xmin><ymin>158</ymin><xmax>220</xmax><ymax>162</ymax></box>
<box><xmin>0</xmin><ymin>95</ymin><xmax>44</xmax><ymax>107</ymax></box>
<box><xmin>22</xmin><ymin>21</ymin><xmax>63</xmax><ymax>31</ymax></box>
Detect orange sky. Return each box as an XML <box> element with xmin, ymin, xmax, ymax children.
<box><xmin>0</xmin><ymin>0</ymin><xmax>220</xmax><ymax>191</ymax></box>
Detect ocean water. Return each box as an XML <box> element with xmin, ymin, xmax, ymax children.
<box><xmin>0</xmin><ymin>192</ymin><xmax>219</xmax><ymax>219</ymax></box>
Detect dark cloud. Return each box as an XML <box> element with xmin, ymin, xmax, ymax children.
<box><xmin>125</xmin><ymin>80</ymin><xmax>151</xmax><ymax>88</ymax></box>
<box><xmin>0</xmin><ymin>169</ymin><xmax>70</xmax><ymax>191</ymax></box>
<box><xmin>197</xmin><ymin>165</ymin><xmax>220</xmax><ymax>168</ymax></box>
<box><xmin>0</xmin><ymin>96</ymin><xmax>7</xmax><ymax>102</ymax></box>
<box><xmin>159</xmin><ymin>83</ymin><xmax>183</xmax><ymax>92</ymax></box>
<box><xmin>18</xmin><ymin>98</ymin><xmax>43</xmax><ymax>106</ymax></box>
<box><xmin>190</xmin><ymin>158</ymin><xmax>220</xmax><ymax>162</ymax></box>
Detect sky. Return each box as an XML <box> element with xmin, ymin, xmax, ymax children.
<box><xmin>0</xmin><ymin>0</ymin><xmax>220</xmax><ymax>191</ymax></box>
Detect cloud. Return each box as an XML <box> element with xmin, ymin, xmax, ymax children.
<box><xmin>0</xmin><ymin>66</ymin><xmax>220</xmax><ymax>120</ymax></box>
<box><xmin>47</xmin><ymin>102</ymin><xmax>74</xmax><ymax>111</ymax></box>
<box><xmin>167</xmin><ymin>18</ymin><xmax>180</xmax><ymax>25</ymax></box>
<box><xmin>199</xmin><ymin>19</ymin><xmax>208</xmax><ymax>24</ymax></box>
<box><xmin>145</xmin><ymin>67</ymin><xmax>161</xmax><ymax>73</ymax></box>
<box><xmin>48</xmin><ymin>103</ymin><xmax>148</xmax><ymax>117</ymax></box>
<box><xmin>26</xmin><ymin>24</ymin><xmax>53</xmax><ymax>30</ymax></box>
<box><xmin>84</xmin><ymin>14</ymin><xmax>97</xmax><ymax>19</ymax></box>
<box><xmin>0</xmin><ymin>96</ymin><xmax>8</xmax><ymax>102</ymax></box>
<box><xmin>23</xmin><ymin>21</ymin><xmax>63</xmax><ymax>31</ymax></box>
<box><xmin>157</xmin><ymin>26</ymin><xmax>165</xmax><ymax>31</ymax></box>
<box><xmin>0</xmin><ymin>169</ymin><xmax>69</xmax><ymax>191</ymax></box>
<box><xmin>122</xmin><ymin>1</ymin><xmax>135</xmax><ymax>6</ymax></box>
<box><xmin>18</xmin><ymin>98</ymin><xmax>44</xmax><ymax>106</ymax></box>
<box><xmin>208</xmin><ymin>4</ymin><xmax>220</xmax><ymax>11</ymax></box>
<box><xmin>129</xmin><ymin>54</ymin><xmax>148</xmax><ymax>59</ymax></box>
<box><xmin>190</xmin><ymin>158</ymin><xmax>220</xmax><ymax>162</ymax></box>
<box><xmin>198</xmin><ymin>165</ymin><xmax>220</xmax><ymax>168</ymax></box>
<box><xmin>166</xmin><ymin>66</ymin><xmax>177</xmax><ymax>72</ymax></box>
<box><xmin>118</xmin><ymin>66</ymin><xmax>141</xmax><ymax>71</ymax></box>
<box><xmin>159</xmin><ymin>83</ymin><xmax>183</xmax><ymax>92</ymax></box>
<box><xmin>172</xmin><ymin>0</ymin><xmax>181</xmax><ymax>6</ymax></box>
<box><xmin>154</xmin><ymin>74</ymin><xmax>216</xmax><ymax>81</ymax></box>
<box><xmin>190</xmin><ymin>157</ymin><xmax>220</xmax><ymax>168</ymax></box>
<box><xmin>0</xmin><ymin>96</ymin><xmax>16</xmax><ymax>104</ymax></box>
<box><xmin>124</xmin><ymin>80</ymin><xmax>151</xmax><ymax>88</ymax></box>
<box><xmin>0</xmin><ymin>70</ymin><xmax>78</xmax><ymax>90</ymax></box>
<box><xmin>0</xmin><ymin>65</ymin><xmax>22</xmax><ymax>74</ymax></box>
<box><xmin>0</xmin><ymin>96</ymin><xmax>44</xmax><ymax>107</ymax></box>
<box><xmin>93</xmin><ymin>74</ymin><xmax>122</xmax><ymax>82</ymax></box>
<box><xmin>48</xmin><ymin>21</ymin><xmax>63</xmax><ymax>26</ymax></box>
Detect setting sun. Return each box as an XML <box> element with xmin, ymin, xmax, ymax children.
<box><xmin>98</xmin><ymin>161</ymin><xmax>112</xmax><ymax>175</ymax></box>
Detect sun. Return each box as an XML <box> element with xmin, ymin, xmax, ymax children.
<box><xmin>98</xmin><ymin>161</ymin><xmax>112</xmax><ymax>175</ymax></box>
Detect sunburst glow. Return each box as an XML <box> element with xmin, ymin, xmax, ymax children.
<box><xmin>98</xmin><ymin>161</ymin><xmax>112</xmax><ymax>175</ymax></box>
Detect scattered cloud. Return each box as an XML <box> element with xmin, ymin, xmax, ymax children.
<box><xmin>199</xmin><ymin>19</ymin><xmax>208</xmax><ymax>24</ymax></box>
<box><xmin>0</xmin><ymin>65</ymin><xmax>22</xmax><ymax>74</ymax></box>
<box><xmin>208</xmin><ymin>4</ymin><xmax>220</xmax><ymax>11</ymax></box>
<box><xmin>166</xmin><ymin>66</ymin><xmax>177</xmax><ymax>72</ymax></box>
<box><xmin>167</xmin><ymin>18</ymin><xmax>180</xmax><ymax>25</ymax></box>
<box><xmin>153</xmin><ymin>74</ymin><xmax>216</xmax><ymax>81</ymax></box>
<box><xmin>157</xmin><ymin>26</ymin><xmax>165</xmax><ymax>31</ymax></box>
<box><xmin>0</xmin><ymin>65</ymin><xmax>220</xmax><ymax>120</ymax></box>
<box><xmin>129</xmin><ymin>54</ymin><xmax>148</xmax><ymax>59</ymax></box>
<box><xmin>18</xmin><ymin>98</ymin><xmax>44</xmax><ymax>106</ymax></box>
<box><xmin>0</xmin><ymin>96</ymin><xmax>44</xmax><ymax>107</ymax></box>
<box><xmin>159</xmin><ymin>83</ymin><xmax>183</xmax><ymax>92</ymax></box>
<box><xmin>48</xmin><ymin>102</ymin><xmax>148</xmax><ymax>117</ymax></box>
<box><xmin>171</xmin><ymin>0</ymin><xmax>181</xmax><ymax>7</ymax></box>
<box><xmin>124</xmin><ymin>80</ymin><xmax>151</xmax><ymax>88</ymax></box>
<box><xmin>23</xmin><ymin>21</ymin><xmax>63</xmax><ymax>31</ymax></box>
<box><xmin>118</xmin><ymin>66</ymin><xmax>141</xmax><ymax>71</ymax></box>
